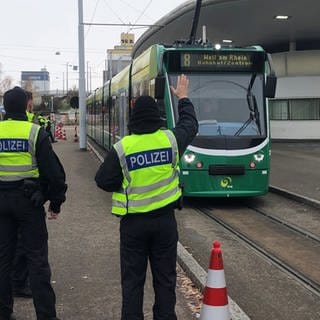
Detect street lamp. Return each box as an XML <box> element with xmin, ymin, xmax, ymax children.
<box><xmin>55</xmin><ymin>51</ymin><xmax>77</xmax><ymax>93</ymax></box>
<box><xmin>66</xmin><ymin>63</ymin><xmax>78</xmax><ymax>93</ymax></box>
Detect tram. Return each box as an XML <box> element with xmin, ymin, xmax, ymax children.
<box><xmin>87</xmin><ymin>42</ymin><xmax>277</xmax><ymax>197</ymax></box>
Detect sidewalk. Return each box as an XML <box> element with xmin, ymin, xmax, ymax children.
<box><xmin>14</xmin><ymin>130</ymin><xmax>194</xmax><ymax>319</ymax></box>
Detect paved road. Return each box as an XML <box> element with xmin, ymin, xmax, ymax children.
<box><xmin>270</xmin><ymin>142</ymin><xmax>320</xmax><ymax>201</ymax></box>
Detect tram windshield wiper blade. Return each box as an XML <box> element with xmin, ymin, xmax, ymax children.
<box><xmin>234</xmin><ymin>74</ymin><xmax>262</xmax><ymax>136</ymax></box>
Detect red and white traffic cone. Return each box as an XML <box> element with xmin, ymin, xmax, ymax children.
<box><xmin>200</xmin><ymin>241</ymin><xmax>231</xmax><ymax>320</ymax></box>
<box><xmin>55</xmin><ymin>127</ymin><xmax>62</xmax><ymax>139</ymax></box>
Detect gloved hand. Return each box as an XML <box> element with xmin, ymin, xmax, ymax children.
<box><xmin>30</xmin><ymin>190</ymin><xmax>45</xmax><ymax>207</ymax></box>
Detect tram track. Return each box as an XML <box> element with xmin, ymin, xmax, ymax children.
<box><xmin>195</xmin><ymin>205</ymin><xmax>320</xmax><ymax>298</ymax></box>
<box><xmin>245</xmin><ymin>203</ymin><xmax>320</xmax><ymax>243</ymax></box>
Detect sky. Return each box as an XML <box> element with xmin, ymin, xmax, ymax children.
<box><xmin>0</xmin><ymin>0</ymin><xmax>187</xmax><ymax>92</ymax></box>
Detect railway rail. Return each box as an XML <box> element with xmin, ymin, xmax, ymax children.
<box><xmin>194</xmin><ymin>196</ymin><xmax>320</xmax><ymax>297</ymax></box>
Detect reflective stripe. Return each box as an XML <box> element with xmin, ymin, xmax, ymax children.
<box><xmin>0</xmin><ymin>173</ymin><xmax>39</xmax><ymax>181</ymax></box>
<box><xmin>200</xmin><ymin>304</ymin><xmax>231</xmax><ymax>320</ymax></box>
<box><xmin>163</xmin><ymin>130</ymin><xmax>178</xmax><ymax>166</ymax></box>
<box><xmin>112</xmin><ymin>173</ymin><xmax>179</xmax><ymax>196</ymax></box>
<box><xmin>128</xmin><ymin>170</ymin><xmax>179</xmax><ymax>194</ymax></box>
<box><xmin>206</xmin><ymin>270</ymin><xmax>227</xmax><ymax>288</ymax></box>
<box><xmin>114</xmin><ymin>141</ymin><xmax>131</xmax><ymax>184</ymax></box>
<box><xmin>29</xmin><ymin>124</ymin><xmax>38</xmax><ymax>169</ymax></box>
<box><xmin>113</xmin><ymin>185</ymin><xmax>180</xmax><ymax>209</ymax></box>
<box><xmin>128</xmin><ymin>185</ymin><xmax>180</xmax><ymax>207</ymax></box>
<box><xmin>112</xmin><ymin>199</ymin><xmax>126</xmax><ymax>210</ymax></box>
<box><xmin>0</xmin><ymin>164</ymin><xmax>34</xmax><ymax>171</ymax></box>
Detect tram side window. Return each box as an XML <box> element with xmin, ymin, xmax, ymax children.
<box><xmin>118</xmin><ymin>94</ymin><xmax>129</xmax><ymax>138</ymax></box>
<box><xmin>110</xmin><ymin>97</ymin><xmax>119</xmax><ymax>144</ymax></box>
<box><xmin>132</xmin><ymin>78</ymin><xmax>168</xmax><ymax>127</ymax></box>
<box><xmin>269</xmin><ymin>98</ymin><xmax>320</xmax><ymax>120</ymax></box>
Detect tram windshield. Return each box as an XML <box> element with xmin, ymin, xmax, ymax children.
<box><xmin>169</xmin><ymin>73</ymin><xmax>266</xmax><ymax>137</ymax></box>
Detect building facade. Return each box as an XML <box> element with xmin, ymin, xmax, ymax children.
<box><xmin>21</xmin><ymin>68</ymin><xmax>50</xmax><ymax>94</ymax></box>
<box><xmin>105</xmin><ymin>33</ymin><xmax>134</xmax><ymax>83</ymax></box>
<box><xmin>269</xmin><ymin>50</ymin><xmax>320</xmax><ymax>140</ymax></box>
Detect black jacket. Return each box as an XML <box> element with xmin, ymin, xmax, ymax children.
<box><xmin>0</xmin><ymin>113</ymin><xmax>67</xmax><ymax>213</ymax></box>
<box><xmin>95</xmin><ymin>98</ymin><xmax>198</xmax><ymax>194</ymax></box>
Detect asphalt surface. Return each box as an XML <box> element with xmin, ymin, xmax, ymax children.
<box><xmin>13</xmin><ymin>132</ymin><xmax>320</xmax><ymax>319</ymax></box>
<box><xmin>270</xmin><ymin>141</ymin><xmax>320</xmax><ymax>202</ymax></box>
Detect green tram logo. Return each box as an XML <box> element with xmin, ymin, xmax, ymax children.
<box><xmin>220</xmin><ymin>177</ymin><xmax>233</xmax><ymax>189</ymax></box>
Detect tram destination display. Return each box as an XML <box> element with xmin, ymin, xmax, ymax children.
<box><xmin>179</xmin><ymin>51</ymin><xmax>264</xmax><ymax>72</ymax></box>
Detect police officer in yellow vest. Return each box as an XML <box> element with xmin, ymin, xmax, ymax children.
<box><xmin>95</xmin><ymin>75</ymin><xmax>198</xmax><ymax>320</ymax></box>
<box><xmin>11</xmin><ymin>90</ymin><xmax>35</xmax><ymax>299</ymax></box>
<box><xmin>37</xmin><ymin>114</ymin><xmax>46</xmax><ymax>127</ymax></box>
<box><xmin>0</xmin><ymin>87</ymin><xmax>67</xmax><ymax>320</ymax></box>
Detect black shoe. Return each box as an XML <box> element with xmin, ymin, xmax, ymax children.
<box><xmin>13</xmin><ymin>287</ymin><xmax>32</xmax><ymax>298</ymax></box>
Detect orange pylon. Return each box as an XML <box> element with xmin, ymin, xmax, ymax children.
<box><xmin>200</xmin><ymin>241</ymin><xmax>231</xmax><ymax>320</ymax></box>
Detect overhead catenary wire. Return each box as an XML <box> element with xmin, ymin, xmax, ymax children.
<box><xmin>84</xmin><ymin>0</ymin><xmax>102</xmax><ymax>39</ymax></box>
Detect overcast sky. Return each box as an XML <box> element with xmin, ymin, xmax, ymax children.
<box><xmin>0</xmin><ymin>0</ymin><xmax>187</xmax><ymax>91</ymax></box>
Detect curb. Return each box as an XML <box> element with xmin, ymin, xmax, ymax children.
<box><xmin>269</xmin><ymin>185</ymin><xmax>320</xmax><ymax>209</ymax></box>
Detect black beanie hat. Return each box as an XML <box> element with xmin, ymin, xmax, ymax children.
<box><xmin>3</xmin><ymin>86</ymin><xmax>27</xmax><ymax>114</ymax></box>
<box><xmin>128</xmin><ymin>96</ymin><xmax>162</xmax><ymax>134</ymax></box>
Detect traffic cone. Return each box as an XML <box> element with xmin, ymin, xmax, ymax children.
<box><xmin>200</xmin><ymin>241</ymin><xmax>231</xmax><ymax>320</ymax></box>
<box><xmin>55</xmin><ymin>127</ymin><xmax>62</xmax><ymax>139</ymax></box>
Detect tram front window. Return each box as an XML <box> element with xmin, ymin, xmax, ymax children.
<box><xmin>169</xmin><ymin>74</ymin><xmax>266</xmax><ymax>137</ymax></box>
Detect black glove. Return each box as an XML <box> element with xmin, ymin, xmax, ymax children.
<box><xmin>30</xmin><ymin>190</ymin><xmax>45</xmax><ymax>207</ymax></box>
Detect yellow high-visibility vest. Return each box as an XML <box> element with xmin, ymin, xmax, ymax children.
<box><xmin>38</xmin><ymin>115</ymin><xmax>46</xmax><ymax>126</ymax></box>
<box><xmin>26</xmin><ymin>111</ymin><xmax>35</xmax><ymax>122</ymax></box>
<box><xmin>112</xmin><ymin>129</ymin><xmax>181</xmax><ymax>215</ymax></box>
<box><xmin>0</xmin><ymin>120</ymin><xmax>40</xmax><ymax>181</ymax></box>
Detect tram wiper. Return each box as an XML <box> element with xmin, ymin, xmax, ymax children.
<box><xmin>234</xmin><ymin>74</ymin><xmax>262</xmax><ymax>136</ymax></box>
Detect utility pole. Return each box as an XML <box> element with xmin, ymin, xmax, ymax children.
<box><xmin>78</xmin><ymin>0</ymin><xmax>87</xmax><ymax>150</ymax></box>
<box><xmin>66</xmin><ymin>62</ymin><xmax>69</xmax><ymax>93</ymax></box>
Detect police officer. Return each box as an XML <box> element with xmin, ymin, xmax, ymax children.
<box><xmin>95</xmin><ymin>74</ymin><xmax>198</xmax><ymax>320</ymax></box>
<box><xmin>37</xmin><ymin>114</ymin><xmax>46</xmax><ymax>127</ymax></box>
<box><xmin>45</xmin><ymin>116</ymin><xmax>57</xmax><ymax>143</ymax></box>
<box><xmin>0</xmin><ymin>87</ymin><xmax>67</xmax><ymax>320</ymax></box>
<box><xmin>11</xmin><ymin>89</ymin><xmax>34</xmax><ymax>299</ymax></box>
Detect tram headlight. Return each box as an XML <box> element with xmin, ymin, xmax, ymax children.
<box><xmin>184</xmin><ymin>153</ymin><xmax>196</xmax><ymax>163</ymax></box>
<box><xmin>254</xmin><ymin>153</ymin><xmax>264</xmax><ymax>161</ymax></box>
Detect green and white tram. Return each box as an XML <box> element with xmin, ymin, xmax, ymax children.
<box><xmin>87</xmin><ymin>43</ymin><xmax>276</xmax><ymax>197</ymax></box>
<box><xmin>87</xmin><ymin>45</ymin><xmax>276</xmax><ymax>197</ymax></box>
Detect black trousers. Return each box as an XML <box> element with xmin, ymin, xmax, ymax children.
<box><xmin>0</xmin><ymin>188</ymin><xmax>56</xmax><ymax>320</ymax></box>
<box><xmin>120</xmin><ymin>209</ymin><xmax>178</xmax><ymax>320</ymax></box>
<box><xmin>12</xmin><ymin>231</ymin><xmax>29</xmax><ymax>291</ymax></box>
